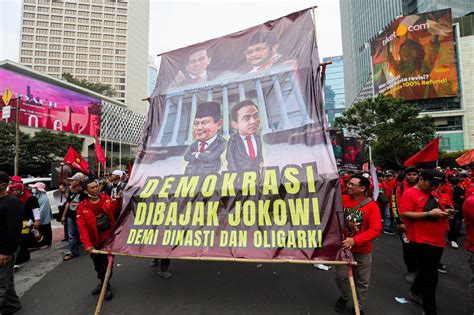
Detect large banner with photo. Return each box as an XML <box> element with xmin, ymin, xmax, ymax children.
<box><xmin>371</xmin><ymin>9</ymin><xmax>458</xmax><ymax>100</ymax></box>
<box><xmin>0</xmin><ymin>68</ymin><xmax>101</xmax><ymax>137</ymax></box>
<box><xmin>105</xmin><ymin>9</ymin><xmax>348</xmax><ymax>262</ymax></box>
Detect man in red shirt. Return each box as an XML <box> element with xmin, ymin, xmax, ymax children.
<box><xmin>464</xmin><ymin>194</ymin><xmax>474</xmax><ymax>314</ymax></box>
<box><xmin>399</xmin><ymin>170</ymin><xmax>454</xmax><ymax>315</ymax></box>
<box><xmin>392</xmin><ymin>166</ymin><xmax>419</xmax><ymax>283</ymax></box>
<box><xmin>334</xmin><ymin>175</ymin><xmax>382</xmax><ymax>315</ymax></box>
<box><xmin>77</xmin><ymin>178</ymin><xmax>120</xmax><ymax>301</ymax></box>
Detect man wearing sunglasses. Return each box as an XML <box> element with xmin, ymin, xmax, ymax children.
<box><xmin>399</xmin><ymin>169</ymin><xmax>454</xmax><ymax>315</ymax></box>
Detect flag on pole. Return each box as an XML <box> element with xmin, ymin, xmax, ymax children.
<box><xmin>94</xmin><ymin>137</ymin><xmax>106</xmax><ymax>169</ymax></box>
<box><xmin>403</xmin><ymin>137</ymin><xmax>440</xmax><ymax>167</ymax></box>
<box><xmin>455</xmin><ymin>149</ymin><xmax>474</xmax><ymax>167</ymax></box>
<box><xmin>63</xmin><ymin>146</ymin><xmax>90</xmax><ymax>174</ymax></box>
<box><xmin>370</xmin><ymin>162</ymin><xmax>379</xmax><ymax>201</ymax></box>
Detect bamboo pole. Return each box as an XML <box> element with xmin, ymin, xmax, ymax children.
<box><xmin>90</xmin><ymin>250</ymin><xmax>356</xmax><ymax>265</ymax></box>
<box><xmin>94</xmin><ymin>254</ymin><xmax>114</xmax><ymax>315</ymax></box>
<box><xmin>348</xmin><ymin>264</ymin><xmax>360</xmax><ymax>315</ymax></box>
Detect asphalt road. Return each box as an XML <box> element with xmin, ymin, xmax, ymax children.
<box><xmin>15</xmin><ymin>232</ymin><xmax>470</xmax><ymax>315</ymax></box>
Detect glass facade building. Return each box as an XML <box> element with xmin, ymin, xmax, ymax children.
<box><xmin>323</xmin><ymin>56</ymin><xmax>345</xmax><ymax>126</ymax></box>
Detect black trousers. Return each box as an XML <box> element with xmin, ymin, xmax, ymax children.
<box><xmin>398</xmin><ymin>232</ymin><xmax>417</xmax><ymax>273</ymax></box>
<box><xmin>90</xmin><ymin>253</ymin><xmax>113</xmax><ymax>283</ymax></box>
<box><xmin>410</xmin><ymin>242</ymin><xmax>444</xmax><ymax>315</ymax></box>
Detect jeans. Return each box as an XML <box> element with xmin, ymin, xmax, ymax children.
<box><xmin>67</xmin><ymin>218</ymin><xmax>80</xmax><ymax>257</ymax></box>
<box><xmin>410</xmin><ymin>242</ymin><xmax>443</xmax><ymax>315</ymax></box>
<box><xmin>334</xmin><ymin>253</ymin><xmax>372</xmax><ymax>310</ymax></box>
<box><xmin>382</xmin><ymin>204</ymin><xmax>392</xmax><ymax>231</ymax></box>
<box><xmin>469</xmin><ymin>252</ymin><xmax>474</xmax><ymax>315</ymax></box>
<box><xmin>0</xmin><ymin>249</ymin><xmax>21</xmax><ymax>314</ymax></box>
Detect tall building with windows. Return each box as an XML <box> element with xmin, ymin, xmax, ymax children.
<box><xmin>322</xmin><ymin>56</ymin><xmax>345</xmax><ymax>127</ymax></box>
<box><xmin>18</xmin><ymin>0</ymin><xmax>150</xmax><ymax>114</ymax></box>
<box><xmin>340</xmin><ymin>1</ymin><xmax>474</xmax><ymax>151</ymax></box>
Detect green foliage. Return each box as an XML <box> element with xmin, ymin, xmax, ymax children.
<box><xmin>0</xmin><ymin>121</ymin><xmax>83</xmax><ymax>176</ymax></box>
<box><xmin>334</xmin><ymin>95</ymin><xmax>436</xmax><ymax>169</ymax></box>
<box><xmin>61</xmin><ymin>72</ymin><xmax>115</xmax><ymax>97</ymax></box>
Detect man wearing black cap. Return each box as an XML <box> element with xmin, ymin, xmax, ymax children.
<box><xmin>392</xmin><ymin>166</ymin><xmax>419</xmax><ymax>283</ymax></box>
<box><xmin>0</xmin><ymin>171</ymin><xmax>23</xmax><ymax>314</ymax></box>
<box><xmin>184</xmin><ymin>101</ymin><xmax>226</xmax><ymax>175</ymax></box>
<box><xmin>226</xmin><ymin>100</ymin><xmax>264</xmax><ymax>172</ymax></box>
<box><xmin>399</xmin><ymin>169</ymin><xmax>454</xmax><ymax>315</ymax></box>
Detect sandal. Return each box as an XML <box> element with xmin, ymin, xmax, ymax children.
<box><xmin>63</xmin><ymin>254</ymin><xmax>76</xmax><ymax>261</ymax></box>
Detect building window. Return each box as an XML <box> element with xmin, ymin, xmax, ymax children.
<box><xmin>21</xmin><ymin>57</ymin><xmax>33</xmax><ymax>63</ymax></box>
<box><xmin>63</xmin><ymin>53</ymin><xmax>74</xmax><ymax>58</ymax></box>
<box><xmin>49</xmin><ymin>59</ymin><xmax>61</xmax><ymax>65</ymax></box>
<box><xmin>23</xmin><ymin>13</ymin><xmax>35</xmax><ymax>19</ymax></box>
<box><xmin>103</xmin><ymin>48</ymin><xmax>113</xmax><ymax>54</ymax></box>
<box><xmin>22</xmin><ymin>35</ymin><xmax>33</xmax><ymax>41</ymax></box>
<box><xmin>34</xmin><ymin>66</ymin><xmax>46</xmax><ymax>72</ymax></box>
<box><xmin>51</xmin><ymin>22</ymin><xmax>62</xmax><ymax>28</ymax></box>
<box><xmin>49</xmin><ymin>45</ymin><xmax>61</xmax><ymax>50</ymax></box>
<box><xmin>35</xmin><ymin>58</ymin><xmax>47</xmax><ymax>64</ymax></box>
<box><xmin>76</xmin><ymin>54</ymin><xmax>88</xmax><ymax>59</ymax></box>
<box><xmin>65</xmin><ymin>2</ymin><xmax>76</xmax><ymax>8</ymax></box>
<box><xmin>51</xmin><ymin>37</ymin><xmax>62</xmax><ymax>43</ymax></box>
<box><xmin>103</xmin><ymin>55</ymin><xmax>113</xmax><ymax>61</ymax></box>
<box><xmin>51</xmin><ymin>15</ymin><xmax>63</xmax><ymax>21</ymax></box>
<box><xmin>64</xmin><ymin>31</ymin><xmax>75</xmax><ymax>37</ymax></box>
<box><xmin>21</xmin><ymin>50</ymin><xmax>33</xmax><ymax>56</ymax></box>
<box><xmin>51</xmin><ymin>8</ymin><xmax>63</xmax><ymax>14</ymax></box>
<box><xmin>49</xmin><ymin>52</ymin><xmax>61</xmax><ymax>57</ymax></box>
<box><xmin>35</xmin><ymin>43</ymin><xmax>47</xmax><ymax>49</ymax></box>
<box><xmin>22</xmin><ymin>42</ymin><xmax>33</xmax><ymax>48</ymax></box>
<box><xmin>63</xmin><ymin>67</ymin><xmax>74</xmax><ymax>73</ymax></box>
<box><xmin>37</xmin><ymin>14</ymin><xmax>49</xmax><ymax>20</ymax></box>
<box><xmin>36</xmin><ymin>51</ymin><xmax>47</xmax><ymax>57</ymax></box>
<box><xmin>65</xmin><ymin>9</ymin><xmax>77</xmax><ymax>15</ymax></box>
<box><xmin>79</xmin><ymin>4</ymin><xmax>89</xmax><ymax>10</ymax></box>
<box><xmin>51</xmin><ymin>30</ymin><xmax>62</xmax><ymax>36</ymax></box>
<box><xmin>77</xmin><ymin>32</ymin><xmax>89</xmax><ymax>38</ymax></box>
<box><xmin>64</xmin><ymin>24</ymin><xmax>76</xmax><ymax>30</ymax></box>
<box><xmin>103</xmin><ymin>27</ymin><xmax>114</xmax><ymax>33</ymax></box>
<box><xmin>63</xmin><ymin>45</ymin><xmax>74</xmax><ymax>51</ymax></box>
<box><xmin>24</xmin><ymin>20</ymin><xmax>34</xmax><ymax>26</ymax></box>
<box><xmin>22</xmin><ymin>27</ymin><xmax>34</xmax><ymax>33</ymax></box>
<box><xmin>77</xmin><ymin>39</ymin><xmax>88</xmax><ymax>45</ymax></box>
<box><xmin>90</xmin><ymin>55</ymin><xmax>101</xmax><ymax>60</ymax></box>
<box><xmin>434</xmin><ymin>116</ymin><xmax>463</xmax><ymax>132</ymax></box>
<box><xmin>64</xmin><ymin>38</ymin><xmax>75</xmax><ymax>44</ymax></box>
<box><xmin>63</xmin><ymin>60</ymin><xmax>74</xmax><ymax>66</ymax></box>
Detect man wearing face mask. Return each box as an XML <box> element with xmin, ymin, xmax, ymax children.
<box><xmin>0</xmin><ymin>172</ymin><xmax>23</xmax><ymax>314</ymax></box>
<box><xmin>28</xmin><ymin>182</ymin><xmax>52</xmax><ymax>248</ymax></box>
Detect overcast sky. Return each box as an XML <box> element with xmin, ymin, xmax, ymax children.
<box><xmin>0</xmin><ymin>0</ymin><xmax>342</xmax><ymax>64</ymax></box>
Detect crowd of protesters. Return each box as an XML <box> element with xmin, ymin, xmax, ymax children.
<box><xmin>2</xmin><ymin>165</ymin><xmax>474</xmax><ymax>314</ymax></box>
<box><xmin>337</xmin><ymin>166</ymin><xmax>474</xmax><ymax>315</ymax></box>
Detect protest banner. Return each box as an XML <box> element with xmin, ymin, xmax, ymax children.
<box><xmin>371</xmin><ymin>9</ymin><xmax>458</xmax><ymax>100</ymax></box>
<box><xmin>94</xmin><ymin>8</ymin><xmax>359</xmax><ymax>314</ymax></box>
<box><xmin>342</xmin><ymin>137</ymin><xmax>365</xmax><ymax>171</ymax></box>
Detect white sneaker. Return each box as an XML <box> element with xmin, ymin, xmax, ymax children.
<box><xmin>450</xmin><ymin>241</ymin><xmax>459</xmax><ymax>249</ymax></box>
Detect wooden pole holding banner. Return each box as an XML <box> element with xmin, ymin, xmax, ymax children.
<box><xmin>348</xmin><ymin>264</ymin><xmax>361</xmax><ymax>315</ymax></box>
<box><xmin>94</xmin><ymin>254</ymin><xmax>114</xmax><ymax>315</ymax></box>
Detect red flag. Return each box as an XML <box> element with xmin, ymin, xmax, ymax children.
<box><xmin>403</xmin><ymin>138</ymin><xmax>440</xmax><ymax>167</ymax></box>
<box><xmin>94</xmin><ymin>138</ymin><xmax>106</xmax><ymax>169</ymax></box>
<box><xmin>63</xmin><ymin>146</ymin><xmax>90</xmax><ymax>174</ymax></box>
<box><xmin>456</xmin><ymin>149</ymin><xmax>474</xmax><ymax>167</ymax></box>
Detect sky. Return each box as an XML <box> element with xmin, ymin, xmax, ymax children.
<box><xmin>0</xmin><ymin>0</ymin><xmax>342</xmax><ymax>65</ymax></box>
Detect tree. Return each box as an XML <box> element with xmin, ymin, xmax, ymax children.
<box><xmin>61</xmin><ymin>72</ymin><xmax>116</xmax><ymax>97</ymax></box>
<box><xmin>334</xmin><ymin>95</ymin><xmax>436</xmax><ymax>169</ymax></box>
<box><xmin>0</xmin><ymin>121</ymin><xmax>32</xmax><ymax>174</ymax></box>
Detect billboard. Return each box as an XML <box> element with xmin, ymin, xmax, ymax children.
<box><xmin>0</xmin><ymin>68</ymin><xmax>101</xmax><ymax>137</ymax></box>
<box><xmin>342</xmin><ymin>136</ymin><xmax>365</xmax><ymax>171</ymax></box>
<box><xmin>105</xmin><ymin>9</ymin><xmax>348</xmax><ymax>263</ymax></box>
<box><xmin>371</xmin><ymin>9</ymin><xmax>458</xmax><ymax>100</ymax></box>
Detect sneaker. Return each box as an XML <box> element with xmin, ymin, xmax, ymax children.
<box><xmin>104</xmin><ymin>287</ymin><xmax>113</xmax><ymax>300</ymax></box>
<box><xmin>437</xmin><ymin>263</ymin><xmax>447</xmax><ymax>274</ymax></box>
<box><xmin>450</xmin><ymin>241</ymin><xmax>459</xmax><ymax>249</ymax></box>
<box><xmin>409</xmin><ymin>290</ymin><xmax>422</xmax><ymax>305</ymax></box>
<box><xmin>383</xmin><ymin>230</ymin><xmax>396</xmax><ymax>236</ymax></box>
<box><xmin>13</xmin><ymin>264</ymin><xmax>21</xmax><ymax>272</ymax></box>
<box><xmin>149</xmin><ymin>258</ymin><xmax>160</xmax><ymax>267</ymax></box>
<box><xmin>91</xmin><ymin>283</ymin><xmax>103</xmax><ymax>295</ymax></box>
<box><xmin>158</xmin><ymin>270</ymin><xmax>173</xmax><ymax>279</ymax></box>
<box><xmin>333</xmin><ymin>297</ymin><xmax>347</xmax><ymax>313</ymax></box>
<box><xmin>405</xmin><ymin>272</ymin><xmax>416</xmax><ymax>284</ymax></box>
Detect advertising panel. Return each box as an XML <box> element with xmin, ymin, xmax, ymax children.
<box><xmin>105</xmin><ymin>9</ymin><xmax>348</xmax><ymax>263</ymax></box>
<box><xmin>371</xmin><ymin>9</ymin><xmax>458</xmax><ymax>100</ymax></box>
<box><xmin>0</xmin><ymin>68</ymin><xmax>101</xmax><ymax>137</ymax></box>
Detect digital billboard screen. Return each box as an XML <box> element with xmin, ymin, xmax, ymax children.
<box><xmin>371</xmin><ymin>9</ymin><xmax>459</xmax><ymax>100</ymax></box>
<box><xmin>0</xmin><ymin>68</ymin><xmax>101</xmax><ymax>137</ymax></box>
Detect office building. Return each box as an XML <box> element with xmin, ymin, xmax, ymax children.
<box><xmin>322</xmin><ymin>55</ymin><xmax>346</xmax><ymax>126</ymax></box>
<box><xmin>18</xmin><ymin>0</ymin><xmax>150</xmax><ymax>114</ymax></box>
